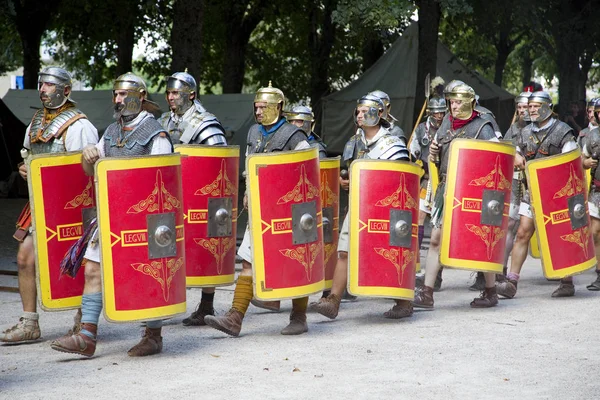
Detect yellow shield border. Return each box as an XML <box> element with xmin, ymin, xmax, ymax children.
<box><xmin>96</xmin><ymin>154</ymin><xmax>187</xmax><ymax>322</ymax></box>
<box><xmin>529</xmin><ymin>235</ymin><xmax>541</xmax><ymax>259</ymax></box>
<box><xmin>348</xmin><ymin>159</ymin><xmax>421</xmax><ymax>299</ymax></box>
<box><xmin>175</xmin><ymin>144</ymin><xmax>239</xmax><ymax>287</ymax></box>
<box><xmin>29</xmin><ymin>152</ymin><xmax>85</xmax><ymax>311</ymax></box>
<box><xmin>440</xmin><ymin>139</ymin><xmax>516</xmax><ymax>272</ymax></box>
<box><xmin>247</xmin><ymin>147</ymin><xmax>325</xmax><ymax>300</ymax></box>
<box><xmin>526</xmin><ymin>149</ymin><xmax>596</xmax><ymax>279</ymax></box>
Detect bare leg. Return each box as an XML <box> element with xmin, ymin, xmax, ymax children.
<box><xmin>586</xmin><ymin>217</ymin><xmax>600</xmax><ymax>290</ymax></box>
<box><xmin>17</xmin><ymin>235</ymin><xmax>37</xmax><ymax>313</ymax></box>
<box><xmin>508</xmin><ymin>215</ymin><xmax>535</xmax><ymax>275</ymax></box>
<box><xmin>591</xmin><ymin>217</ymin><xmax>600</xmax><ymax>267</ymax></box>
<box><xmin>423</xmin><ymin>227</ymin><xmax>442</xmax><ymax>288</ymax></box>
<box><xmin>330</xmin><ymin>252</ymin><xmax>348</xmax><ymax>297</ymax></box>
<box><xmin>83</xmin><ymin>261</ymin><xmax>102</xmax><ymax>294</ymax></box>
<box><xmin>502</xmin><ymin>218</ymin><xmax>520</xmax><ymax>271</ymax></box>
<box><xmin>497</xmin><ymin>215</ymin><xmax>534</xmax><ymax>299</ymax></box>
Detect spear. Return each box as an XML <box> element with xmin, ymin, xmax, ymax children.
<box><xmin>407</xmin><ymin>73</ymin><xmax>430</xmax><ymax>150</ymax></box>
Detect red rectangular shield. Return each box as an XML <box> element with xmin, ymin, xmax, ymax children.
<box><xmin>28</xmin><ymin>152</ymin><xmax>90</xmax><ymax>311</ymax></box>
<box><xmin>440</xmin><ymin>139</ymin><xmax>515</xmax><ymax>273</ymax></box>
<box><xmin>348</xmin><ymin>160</ymin><xmax>421</xmax><ymax>300</ymax></box>
<box><xmin>175</xmin><ymin>145</ymin><xmax>239</xmax><ymax>287</ymax></box>
<box><xmin>247</xmin><ymin>147</ymin><xmax>325</xmax><ymax>300</ymax></box>
<box><xmin>526</xmin><ymin>149</ymin><xmax>596</xmax><ymax>278</ymax></box>
<box><xmin>95</xmin><ymin>155</ymin><xmax>187</xmax><ymax>322</ymax></box>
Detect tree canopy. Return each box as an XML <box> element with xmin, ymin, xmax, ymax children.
<box><xmin>1</xmin><ymin>0</ymin><xmax>599</xmax><ymax>118</ymax></box>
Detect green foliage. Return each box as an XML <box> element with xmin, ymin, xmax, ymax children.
<box><xmin>332</xmin><ymin>0</ymin><xmax>413</xmax><ymax>36</ymax></box>
<box><xmin>0</xmin><ymin>12</ymin><xmax>22</xmax><ymax>75</ymax></box>
<box><xmin>48</xmin><ymin>0</ymin><xmax>172</xmax><ymax>89</ymax></box>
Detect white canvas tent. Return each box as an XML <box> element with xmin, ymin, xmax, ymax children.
<box><xmin>320</xmin><ymin>23</ymin><xmax>514</xmax><ymax>153</ymax></box>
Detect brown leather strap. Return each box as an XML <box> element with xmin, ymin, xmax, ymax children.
<box><xmin>13</xmin><ymin>202</ymin><xmax>31</xmax><ymax>242</ymax></box>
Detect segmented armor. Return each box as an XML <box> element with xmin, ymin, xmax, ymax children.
<box><xmin>29</xmin><ymin>105</ymin><xmax>87</xmax><ymax>155</ymax></box>
<box><xmin>103</xmin><ymin>113</ymin><xmax>169</xmax><ymax>157</ymax></box>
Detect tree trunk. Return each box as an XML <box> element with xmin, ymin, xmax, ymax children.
<box><xmin>555</xmin><ymin>38</ymin><xmax>581</xmax><ymax>118</ymax></box>
<box><xmin>308</xmin><ymin>0</ymin><xmax>337</xmax><ymax>110</ymax></box>
<box><xmin>115</xmin><ymin>10</ymin><xmax>136</xmax><ymax>78</ymax></box>
<box><xmin>520</xmin><ymin>48</ymin><xmax>533</xmax><ymax>89</ymax></box>
<box><xmin>493</xmin><ymin>31</ymin><xmax>511</xmax><ymax>88</ymax></box>
<box><xmin>222</xmin><ymin>32</ymin><xmax>247</xmax><ymax>93</ymax></box>
<box><xmin>578</xmin><ymin>51</ymin><xmax>593</xmax><ymax>101</ymax></box>
<box><xmin>19</xmin><ymin>31</ymin><xmax>42</xmax><ymax>89</ymax></box>
<box><xmin>414</xmin><ymin>0</ymin><xmax>441</xmax><ymax>125</ymax></box>
<box><xmin>10</xmin><ymin>0</ymin><xmax>59</xmax><ymax>89</ymax></box>
<box><xmin>361</xmin><ymin>35</ymin><xmax>384</xmax><ymax>72</ymax></box>
<box><xmin>221</xmin><ymin>0</ymin><xmax>266</xmax><ymax>93</ymax></box>
<box><xmin>170</xmin><ymin>0</ymin><xmax>205</xmax><ymax>80</ymax></box>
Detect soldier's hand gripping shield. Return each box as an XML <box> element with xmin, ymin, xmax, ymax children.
<box><xmin>526</xmin><ymin>149</ymin><xmax>596</xmax><ymax>279</ymax></box>
<box><xmin>95</xmin><ymin>154</ymin><xmax>186</xmax><ymax>322</ymax></box>
<box><xmin>247</xmin><ymin>147</ymin><xmax>325</xmax><ymax>300</ymax></box>
<box><xmin>320</xmin><ymin>157</ymin><xmax>341</xmax><ymax>290</ymax></box>
<box><xmin>28</xmin><ymin>152</ymin><xmax>95</xmax><ymax>311</ymax></box>
<box><xmin>440</xmin><ymin>139</ymin><xmax>515</xmax><ymax>273</ymax></box>
<box><xmin>347</xmin><ymin>159</ymin><xmax>421</xmax><ymax>300</ymax></box>
<box><xmin>175</xmin><ymin>145</ymin><xmax>239</xmax><ymax>287</ymax></box>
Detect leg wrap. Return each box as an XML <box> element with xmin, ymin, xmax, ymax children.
<box><xmin>232</xmin><ymin>275</ymin><xmax>253</xmax><ymax>315</ymax></box>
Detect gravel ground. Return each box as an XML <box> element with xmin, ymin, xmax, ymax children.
<box><xmin>1</xmin><ymin>256</ymin><xmax>599</xmax><ymax>400</ymax></box>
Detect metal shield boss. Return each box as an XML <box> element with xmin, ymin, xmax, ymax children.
<box><xmin>440</xmin><ymin>139</ymin><xmax>515</xmax><ymax>273</ymax></box>
<box><xmin>526</xmin><ymin>149</ymin><xmax>595</xmax><ymax>279</ymax></box>
<box><xmin>347</xmin><ymin>160</ymin><xmax>420</xmax><ymax>300</ymax></box>
<box><xmin>320</xmin><ymin>157</ymin><xmax>341</xmax><ymax>290</ymax></box>
<box><xmin>95</xmin><ymin>154</ymin><xmax>186</xmax><ymax>322</ymax></box>
<box><xmin>247</xmin><ymin>147</ymin><xmax>325</xmax><ymax>300</ymax></box>
<box><xmin>28</xmin><ymin>152</ymin><xmax>94</xmax><ymax>311</ymax></box>
<box><xmin>175</xmin><ymin>145</ymin><xmax>239</xmax><ymax>287</ymax></box>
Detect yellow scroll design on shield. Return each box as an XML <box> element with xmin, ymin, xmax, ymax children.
<box><xmin>465</xmin><ymin>224</ymin><xmax>506</xmax><ymax>260</ymax></box>
<box><xmin>194</xmin><ymin>237</ymin><xmax>235</xmax><ymax>275</ymax></box>
<box><xmin>193</xmin><ymin>159</ymin><xmax>236</xmax><ymax>271</ymax></box>
<box><xmin>323</xmin><ymin>243</ymin><xmax>337</xmax><ymax>267</ymax></box>
<box><xmin>320</xmin><ymin>170</ymin><xmax>338</xmax><ymax>266</ymax></box>
<box><xmin>375</xmin><ymin>173</ymin><xmax>417</xmax><ymax>209</ymax></box>
<box><xmin>374</xmin><ymin>247</ymin><xmax>415</xmax><ymax>286</ymax></box>
<box><xmin>127</xmin><ymin>170</ymin><xmax>181</xmax><ymax>214</ymax></box>
<box><xmin>280</xmin><ymin>242</ymin><xmax>322</xmax><ymax>281</ymax></box>
<box><xmin>127</xmin><ymin>170</ymin><xmax>182</xmax><ymax>300</ymax></box>
<box><xmin>274</xmin><ymin>163</ymin><xmax>321</xmax><ymax>281</ymax></box>
<box><xmin>463</xmin><ymin>155</ymin><xmax>510</xmax><ymax>259</ymax></box>
<box><xmin>560</xmin><ymin>226</ymin><xmax>590</xmax><ymax>258</ymax></box>
<box><xmin>131</xmin><ymin>257</ymin><xmax>184</xmax><ymax>301</ymax></box>
<box><xmin>64</xmin><ymin>178</ymin><xmax>94</xmax><ymax>209</ymax></box>
<box><xmin>320</xmin><ymin>172</ymin><xmax>338</xmax><ymax>207</ymax></box>
<box><xmin>554</xmin><ymin>165</ymin><xmax>584</xmax><ymax>199</ymax></box>
<box><xmin>553</xmin><ymin>164</ymin><xmax>589</xmax><ymax>256</ymax></box>
<box><xmin>468</xmin><ymin>155</ymin><xmax>511</xmax><ymax>191</ymax></box>
<box><xmin>277</xmin><ymin>164</ymin><xmax>319</xmax><ymax>205</ymax></box>
<box><xmin>194</xmin><ymin>159</ymin><xmax>237</xmax><ymax>197</ymax></box>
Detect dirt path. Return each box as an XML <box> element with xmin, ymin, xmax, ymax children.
<box><xmin>1</xmin><ymin>257</ymin><xmax>599</xmax><ymax>399</ymax></box>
